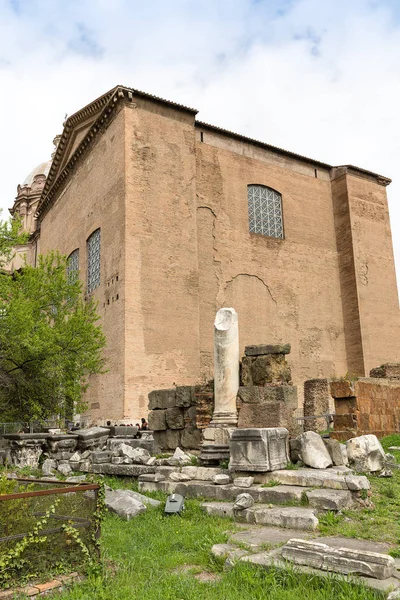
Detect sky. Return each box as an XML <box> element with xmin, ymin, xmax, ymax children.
<box><xmin>1</xmin><ymin>0</ymin><xmax>400</xmax><ymax>291</ymax></box>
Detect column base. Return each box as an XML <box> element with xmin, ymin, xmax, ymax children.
<box><xmin>210</xmin><ymin>412</ymin><xmax>238</xmax><ymax>427</ymax></box>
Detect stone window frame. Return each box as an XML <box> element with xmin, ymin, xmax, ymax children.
<box><xmin>86</xmin><ymin>229</ymin><xmax>101</xmax><ymax>294</ymax></box>
<box><xmin>247</xmin><ymin>184</ymin><xmax>284</xmax><ymax>239</ymax></box>
<box><xmin>66</xmin><ymin>248</ymin><xmax>79</xmax><ymax>284</ymax></box>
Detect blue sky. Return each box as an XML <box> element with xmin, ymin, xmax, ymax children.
<box><xmin>1</xmin><ymin>0</ymin><xmax>400</xmax><ymax>288</ymax></box>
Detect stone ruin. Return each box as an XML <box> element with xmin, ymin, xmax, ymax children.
<box><xmin>148</xmin><ymin>308</ymin><xmax>298</xmax><ymax>457</ymax></box>
<box><xmin>302</xmin><ymin>363</ymin><xmax>400</xmax><ymax>440</ymax></box>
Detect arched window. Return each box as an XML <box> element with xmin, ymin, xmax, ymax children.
<box><xmin>87</xmin><ymin>229</ymin><xmax>101</xmax><ymax>293</ymax></box>
<box><xmin>248</xmin><ymin>185</ymin><xmax>284</xmax><ymax>239</ymax></box>
<box><xmin>67</xmin><ymin>249</ymin><xmax>79</xmax><ymax>283</ymax></box>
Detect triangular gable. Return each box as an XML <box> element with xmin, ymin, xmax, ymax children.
<box><xmin>36</xmin><ymin>85</ymin><xmax>198</xmax><ymax>220</ymax></box>
<box><xmin>41</xmin><ymin>87</ymin><xmax>117</xmax><ymax>201</ymax></box>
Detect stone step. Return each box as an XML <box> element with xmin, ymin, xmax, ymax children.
<box><xmin>201</xmin><ymin>502</ymin><xmax>319</xmax><ymax>531</ymax></box>
<box><xmin>139</xmin><ymin>479</ymin><xmax>359</xmax><ymax>511</ymax></box>
<box><xmin>261</xmin><ymin>468</ymin><xmax>368</xmax><ymax>491</ymax></box>
<box><xmin>138</xmin><ymin>479</ymin><xmax>309</xmax><ymax>504</ymax></box>
<box><xmin>239</xmin><ymin>551</ymin><xmax>400</xmax><ymax>594</ymax></box>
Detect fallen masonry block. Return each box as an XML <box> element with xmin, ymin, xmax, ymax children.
<box><xmin>295</xmin><ymin>431</ymin><xmax>332</xmax><ymax>469</ymax></box>
<box><xmin>305</xmin><ymin>489</ymin><xmax>353</xmax><ymax>511</ymax></box>
<box><xmin>281</xmin><ymin>539</ymin><xmax>395</xmax><ymax>580</ymax></box>
<box><xmin>346</xmin><ymin>435</ymin><xmax>386</xmax><ymax>473</ymax></box>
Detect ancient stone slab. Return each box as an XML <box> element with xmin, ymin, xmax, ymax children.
<box><xmin>138</xmin><ymin>472</ymin><xmax>165</xmax><ymax>482</ymax></box>
<box><xmin>166</xmin><ymin>407</ymin><xmax>185</xmax><ymax>430</ymax></box>
<box><xmin>148</xmin><ymin>388</ymin><xmax>176</xmax><ymax>410</ymax></box>
<box><xmin>77</xmin><ymin>427</ymin><xmax>109</xmax><ymax>441</ymax></box>
<box><xmin>69</xmin><ymin>451</ymin><xmax>82</xmax><ymax>463</ymax></box>
<box><xmin>212</xmin><ymin>308</ymin><xmax>239</xmax><ymax>426</ymax></box>
<box><xmin>42</xmin><ymin>458</ymin><xmax>57</xmax><ymax>476</ymax></box>
<box><xmin>106</xmin><ymin>438</ymin><xmax>155</xmax><ymax>454</ymax></box>
<box><xmin>261</xmin><ymin>469</ymin><xmax>348</xmax><ymax>490</ymax></box>
<box><xmin>305</xmin><ymin>489</ymin><xmax>353</xmax><ymax>511</ymax></box>
<box><xmin>234</xmin><ymin>493</ymin><xmax>254</xmax><ymax>510</ymax></box>
<box><xmin>170</xmin><ymin>472</ymin><xmax>191</xmax><ymax>482</ymax></box>
<box><xmin>90</xmin><ymin>463</ymin><xmax>156</xmax><ymax>476</ymax></box>
<box><xmin>230</xmin><ymin>428</ymin><xmax>289</xmax><ymax>473</ymax></box>
<box><xmin>105</xmin><ymin>489</ymin><xmax>147</xmax><ymax>520</ymax></box>
<box><xmin>148</xmin><ymin>410</ymin><xmax>167</xmax><ymax>431</ymax></box>
<box><xmin>170</xmin><ymin>447</ymin><xmax>192</xmax><ymax>465</ymax></box>
<box><xmin>58</xmin><ymin>463</ymin><xmax>72</xmax><ymax>476</ymax></box>
<box><xmin>91</xmin><ymin>451</ymin><xmax>110</xmax><ymax>464</ymax></box>
<box><xmin>296</xmin><ymin>431</ymin><xmax>332</xmax><ymax>469</ymax></box>
<box><xmin>329</xmin><ymin>380</ymin><xmax>356</xmax><ymax>399</ymax></box>
<box><xmin>370</xmin><ymin>364</ymin><xmax>400</xmax><ymax>379</ymax></box>
<box><xmin>107</xmin><ymin>426</ymin><xmax>139</xmax><ymax>438</ymax></box>
<box><xmin>176</xmin><ymin>386</ymin><xmax>195</xmax><ymax>407</ymax></box>
<box><xmin>281</xmin><ymin>539</ymin><xmax>395</xmax><ymax>579</ymax></box>
<box><xmin>214</xmin><ymin>474</ymin><xmax>230</xmax><ymax>485</ymax></box>
<box><xmin>181</xmin><ymin>466</ymin><xmax>222</xmax><ymax>481</ymax></box>
<box><xmin>247</xmin><ymin>355</ymin><xmax>292</xmax><ymax>386</ymax></box>
<box><xmin>203</xmin><ymin>503</ymin><xmax>318</xmax><ymax>529</ymax></box>
<box><xmin>344</xmin><ymin>475</ymin><xmax>370</xmax><ymax>491</ymax></box>
<box><xmin>253</xmin><ymin>507</ymin><xmax>319</xmax><ymax>530</ymax></box>
<box><xmin>153</xmin><ymin>429</ymin><xmax>181</xmax><ymax>451</ymax></box>
<box><xmin>323</xmin><ymin>439</ymin><xmax>349</xmax><ymax>466</ymax></box>
<box><xmin>346</xmin><ymin>434</ymin><xmax>386</xmax><ymax>472</ymax></box>
<box><xmin>245</xmin><ymin>344</ymin><xmax>291</xmax><ymax>356</ymax></box>
<box><xmin>237</xmin><ymin>402</ymin><xmax>295</xmax><ymax>431</ymax></box>
<box><xmin>237</xmin><ymin>386</ymin><xmax>297</xmax><ymax>408</ymax></box>
<box><xmin>233</xmin><ymin>476</ymin><xmax>254</xmax><ymax>488</ymax></box>
<box><xmin>180</xmin><ymin>428</ymin><xmax>202</xmax><ymax>450</ymax></box>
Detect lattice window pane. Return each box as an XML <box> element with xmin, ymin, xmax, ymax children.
<box><xmin>248</xmin><ymin>185</ymin><xmax>284</xmax><ymax>239</ymax></box>
<box><xmin>87</xmin><ymin>229</ymin><xmax>101</xmax><ymax>293</ymax></box>
<box><xmin>67</xmin><ymin>249</ymin><xmax>79</xmax><ymax>283</ymax></box>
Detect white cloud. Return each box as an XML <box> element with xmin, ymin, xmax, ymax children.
<box><xmin>0</xmin><ymin>0</ymin><xmax>399</xmax><ymax>290</ymax></box>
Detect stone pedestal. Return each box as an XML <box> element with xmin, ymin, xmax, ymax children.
<box><xmin>229</xmin><ymin>428</ymin><xmax>289</xmax><ymax>472</ymax></box>
<box><xmin>211</xmin><ymin>308</ymin><xmax>239</xmax><ymax>426</ymax></box>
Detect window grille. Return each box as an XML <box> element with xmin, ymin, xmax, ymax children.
<box><xmin>248</xmin><ymin>185</ymin><xmax>284</xmax><ymax>239</ymax></box>
<box><xmin>67</xmin><ymin>249</ymin><xmax>79</xmax><ymax>283</ymax></box>
<box><xmin>87</xmin><ymin>229</ymin><xmax>101</xmax><ymax>293</ymax></box>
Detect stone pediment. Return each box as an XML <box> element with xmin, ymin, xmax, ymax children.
<box><xmin>37</xmin><ymin>86</ymin><xmax>118</xmax><ymax>218</ymax></box>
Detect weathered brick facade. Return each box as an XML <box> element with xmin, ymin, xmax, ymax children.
<box><xmin>11</xmin><ymin>85</ymin><xmax>400</xmax><ymax>422</ymax></box>
<box><xmin>330</xmin><ymin>376</ymin><xmax>400</xmax><ymax>440</ymax></box>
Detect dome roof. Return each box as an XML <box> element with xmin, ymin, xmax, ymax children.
<box><xmin>22</xmin><ymin>160</ymin><xmax>51</xmax><ymax>187</ymax></box>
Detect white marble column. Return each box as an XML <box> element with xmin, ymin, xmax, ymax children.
<box><xmin>211</xmin><ymin>307</ymin><xmax>239</xmax><ymax>426</ymax></box>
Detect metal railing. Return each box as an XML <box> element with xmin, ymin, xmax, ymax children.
<box><xmin>0</xmin><ymin>420</ymin><xmax>66</xmax><ymax>436</ymax></box>
<box><xmin>0</xmin><ymin>478</ymin><xmax>100</xmax><ymax>587</ymax></box>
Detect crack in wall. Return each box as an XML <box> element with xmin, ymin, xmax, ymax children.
<box><xmin>197</xmin><ymin>205</ymin><xmax>223</xmax><ymax>301</ymax></box>
<box><xmin>224</xmin><ymin>273</ymin><xmax>277</xmax><ymax>304</ymax></box>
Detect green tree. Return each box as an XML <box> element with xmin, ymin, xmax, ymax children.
<box><xmin>0</xmin><ymin>251</ymin><xmax>106</xmax><ymax>422</ymax></box>
<box><xmin>0</xmin><ymin>214</ymin><xmax>29</xmax><ymax>269</ymax></box>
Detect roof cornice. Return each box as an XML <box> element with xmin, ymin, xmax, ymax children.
<box><xmin>196</xmin><ymin>121</ymin><xmax>391</xmax><ymax>185</ymax></box>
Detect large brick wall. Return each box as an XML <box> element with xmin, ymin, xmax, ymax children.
<box><xmin>330</xmin><ymin>374</ymin><xmax>400</xmax><ymax>440</ymax></box>
<box><xmin>36</xmin><ymin>88</ymin><xmax>400</xmax><ymax>423</ymax></box>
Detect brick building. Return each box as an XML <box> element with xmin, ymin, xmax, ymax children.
<box><xmin>9</xmin><ymin>85</ymin><xmax>400</xmax><ymax>423</ymax></box>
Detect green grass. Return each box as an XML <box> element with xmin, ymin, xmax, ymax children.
<box><xmin>52</xmin><ymin>495</ymin><xmax>384</xmax><ymax>600</ymax></box>
<box><xmin>317</xmin><ymin>434</ymin><xmax>400</xmax><ymax>545</ymax></box>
